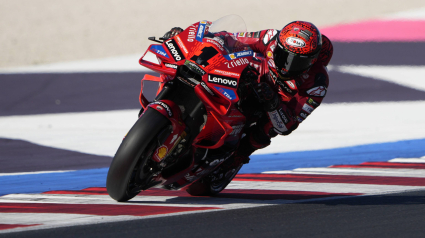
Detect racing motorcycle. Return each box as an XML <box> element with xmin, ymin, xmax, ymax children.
<box><xmin>106</xmin><ymin>15</ymin><xmax>261</xmax><ymax>202</ymax></box>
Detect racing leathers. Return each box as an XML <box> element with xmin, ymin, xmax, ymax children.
<box><xmin>223</xmin><ymin>29</ymin><xmax>334</xmax><ymax>163</ymax></box>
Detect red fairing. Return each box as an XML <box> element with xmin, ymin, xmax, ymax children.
<box><xmin>147</xmin><ymin>100</ymin><xmax>186</xmax><ymax>163</ymax></box>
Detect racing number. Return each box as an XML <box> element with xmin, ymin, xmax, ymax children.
<box><xmin>190</xmin><ymin>46</ymin><xmax>218</xmax><ymax>67</ymax></box>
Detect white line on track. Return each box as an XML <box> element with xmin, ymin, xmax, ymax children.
<box><xmin>389</xmin><ymin>158</ymin><xmax>425</xmax><ymax>163</ymax></box>
<box><xmin>0</xmin><ymin>170</ymin><xmax>75</xmax><ymax>176</ymax></box>
<box><xmin>264</xmin><ymin>167</ymin><xmax>425</xmax><ymax>178</ymax></box>
<box><xmin>227</xmin><ymin>181</ymin><xmax>425</xmax><ymax>194</ymax></box>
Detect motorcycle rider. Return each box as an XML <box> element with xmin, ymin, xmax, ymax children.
<box><xmin>163</xmin><ymin>21</ymin><xmax>333</xmax><ymax>174</ymax></box>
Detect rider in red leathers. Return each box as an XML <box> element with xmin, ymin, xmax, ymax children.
<box><xmin>163</xmin><ymin>21</ymin><xmax>334</xmax><ymax>172</ymax></box>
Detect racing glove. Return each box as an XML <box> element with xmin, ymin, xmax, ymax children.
<box><xmin>162</xmin><ymin>27</ymin><xmax>184</xmax><ymax>40</ymax></box>
<box><xmin>254</xmin><ymin>82</ymin><xmax>279</xmax><ymax>112</ymax></box>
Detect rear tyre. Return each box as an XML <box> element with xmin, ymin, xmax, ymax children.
<box><xmin>106</xmin><ymin>109</ymin><xmax>169</xmax><ymax>202</ymax></box>
<box><xmin>186</xmin><ymin>164</ymin><xmax>243</xmax><ymax>196</ymax></box>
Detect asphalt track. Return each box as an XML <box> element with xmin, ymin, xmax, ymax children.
<box><xmin>1</xmin><ymin>16</ymin><xmax>425</xmax><ymax>237</ymax></box>
<box><xmin>2</xmin><ymin>190</ymin><xmax>425</xmax><ymax>238</ymax></box>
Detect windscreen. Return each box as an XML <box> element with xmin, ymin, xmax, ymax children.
<box><xmin>208</xmin><ymin>15</ymin><xmax>247</xmax><ymax>34</ymax></box>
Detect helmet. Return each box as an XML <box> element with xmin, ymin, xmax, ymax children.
<box><xmin>273</xmin><ymin>21</ymin><xmax>322</xmax><ymax>78</ymax></box>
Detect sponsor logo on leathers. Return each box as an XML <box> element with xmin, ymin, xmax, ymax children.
<box><xmin>263</xmin><ymin>29</ymin><xmax>278</xmax><ymax>45</ymax></box>
<box><xmin>306</xmin><ymin>86</ymin><xmax>327</xmax><ymax>97</ymax></box>
<box><xmin>278</xmin><ymin>108</ymin><xmax>289</xmax><ymax>124</ymax></box>
<box><xmin>300</xmin><ymin>112</ymin><xmax>308</xmax><ymax>119</ymax></box>
<box><xmin>268</xmin><ymin>110</ymin><xmax>288</xmax><ymax>133</ymax></box>
<box><xmin>302</xmin><ymin>103</ymin><xmax>314</xmax><ymax>114</ymax></box>
<box><xmin>307</xmin><ymin>98</ymin><xmax>320</xmax><ymax>108</ymax></box>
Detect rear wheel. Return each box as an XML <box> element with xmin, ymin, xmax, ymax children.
<box><xmin>106</xmin><ymin>109</ymin><xmax>170</xmax><ymax>202</ymax></box>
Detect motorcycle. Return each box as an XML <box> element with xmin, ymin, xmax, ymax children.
<box><xmin>106</xmin><ymin>15</ymin><xmax>261</xmax><ymax>202</ymax></box>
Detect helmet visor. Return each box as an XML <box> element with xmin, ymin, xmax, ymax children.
<box><xmin>274</xmin><ymin>47</ymin><xmax>316</xmax><ymax>77</ymax></box>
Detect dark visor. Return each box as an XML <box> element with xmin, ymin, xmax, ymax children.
<box><xmin>274</xmin><ymin>48</ymin><xmax>316</xmax><ymax>77</ymax></box>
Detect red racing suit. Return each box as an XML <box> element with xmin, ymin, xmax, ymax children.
<box><xmin>223</xmin><ymin>29</ymin><xmax>334</xmax><ymax>158</ymax></box>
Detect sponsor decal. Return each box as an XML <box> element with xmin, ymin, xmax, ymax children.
<box><xmin>268</xmin><ymin>110</ymin><xmax>288</xmax><ymax>132</ymax></box>
<box><xmin>224</xmin><ymin>50</ymin><xmax>253</xmax><ymax>60</ymax></box>
<box><xmin>165</xmin><ymin>39</ymin><xmax>185</xmax><ymax>62</ymax></box>
<box><xmin>212</xmin><ymin>69</ymin><xmax>240</xmax><ymax>78</ymax></box>
<box><xmin>187</xmin><ymin>24</ymin><xmax>197</xmax><ymax>42</ymax></box>
<box><xmin>307</xmin><ymin>86</ymin><xmax>327</xmax><ymax>97</ymax></box>
<box><xmin>297</xmin><ymin>116</ymin><xmax>304</xmax><ymax>123</ymax></box>
<box><xmin>164</xmin><ymin>63</ymin><xmax>177</xmax><ymax>69</ymax></box>
<box><xmin>246</xmin><ymin>32</ymin><xmax>252</xmax><ymax>37</ymax></box>
<box><xmin>254</xmin><ymin>31</ymin><xmax>261</xmax><ymax>38</ymax></box>
<box><xmin>302</xmin><ymin>73</ymin><xmax>309</xmax><ymax>79</ymax></box>
<box><xmin>196</xmin><ymin>21</ymin><xmax>207</xmax><ymax>42</ymax></box>
<box><xmin>177</xmin><ymin>76</ymin><xmax>197</xmax><ymax>87</ymax></box>
<box><xmin>263</xmin><ymin>29</ymin><xmax>277</xmax><ymax>45</ymax></box>
<box><xmin>278</xmin><ymin>108</ymin><xmax>289</xmax><ymax>124</ymax></box>
<box><xmin>286</xmin><ymin>37</ymin><xmax>306</xmax><ymax>48</ymax></box>
<box><xmin>276</xmin><ymin>78</ymin><xmax>296</xmax><ymax>96</ymax></box>
<box><xmin>268</xmin><ymin>67</ymin><xmax>278</xmax><ymax>82</ymax></box>
<box><xmin>229</xmin><ymin>124</ymin><xmax>244</xmax><ymax>136</ymax></box>
<box><xmin>184</xmin><ymin>60</ymin><xmax>206</xmax><ymax>76</ymax></box>
<box><xmin>238</xmin><ymin>32</ymin><xmax>246</xmax><ymax>37</ymax></box>
<box><xmin>151</xmin><ymin>101</ymin><xmax>173</xmax><ymax>117</ymax></box>
<box><xmin>155</xmin><ymin>146</ymin><xmax>168</xmax><ymax>161</ymax></box>
<box><xmin>267</xmin><ymin>51</ymin><xmax>273</xmax><ymax>58</ymax></box>
<box><xmin>302</xmin><ymin>103</ymin><xmax>314</xmax><ymax>114</ymax></box>
<box><xmin>300</xmin><ymin>112</ymin><xmax>308</xmax><ymax>119</ymax></box>
<box><xmin>286</xmin><ymin>80</ymin><xmax>296</xmax><ymax>89</ymax></box>
<box><xmin>206</xmin><ymin>38</ymin><xmax>225</xmax><ymax>51</ymax></box>
<box><xmin>268</xmin><ymin>59</ymin><xmax>276</xmax><ymax>68</ymax></box>
<box><xmin>208</xmin><ymin>74</ymin><xmax>238</xmax><ymax>88</ymax></box>
<box><xmin>175</xmin><ymin>35</ymin><xmax>188</xmax><ymax>54</ymax></box>
<box><xmin>214</xmin><ymin>86</ymin><xmax>236</xmax><ymax>100</ymax></box>
<box><xmin>224</xmin><ymin>57</ymin><xmax>249</xmax><ymax>68</ymax></box>
<box><xmin>214</xmin><ymin>36</ymin><xmax>225</xmax><ymax>45</ymax></box>
<box><xmin>200</xmin><ymin>82</ymin><xmax>214</xmax><ymax>96</ymax></box>
<box><xmin>307</xmin><ymin>98</ymin><xmax>320</xmax><ymax>108</ymax></box>
<box><xmin>299</xmin><ymin>29</ymin><xmax>312</xmax><ymax>41</ymax></box>
<box><xmin>150</xmin><ymin>45</ymin><xmax>169</xmax><ymax>58</ymax></box>
<box><xmin>170</xmin><ymin>134</ymin><xmax>178</xmax><ymax>144</ymax></box>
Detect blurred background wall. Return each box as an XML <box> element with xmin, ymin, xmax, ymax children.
<box><xmin>1</xmin><ymin>0</ymin><xmax>424</xmax><ymax>68</ymax></box>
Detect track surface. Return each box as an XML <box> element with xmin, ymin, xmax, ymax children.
<box><xmin>1</xmin><ymin>11</ymin><xmax>425</xmax><ymax>237</ymax></box>
<box><xmin>2</xmin><ymin>190</ymin><xmax>425</xmax><ymax>238</ymax></box>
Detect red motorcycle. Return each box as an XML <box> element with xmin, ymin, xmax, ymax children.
<box><xmin>106</xmin><ymin>15</ymin><xmax>261</xmax><ymax>202</ymax></box>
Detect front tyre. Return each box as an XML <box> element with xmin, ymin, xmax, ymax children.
<box><xmin>106</xmin><ymin>108</ymin><xmax>169</xmax><ymax>202</ymax></box>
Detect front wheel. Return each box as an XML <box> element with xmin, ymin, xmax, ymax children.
<box><xmin>106</xmin><ymin>108</ymin><xmax>170</xmax><ymax>202</ymax></box>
